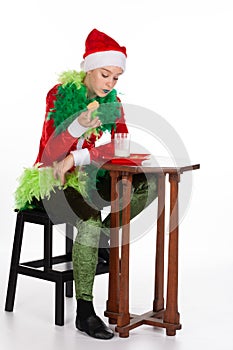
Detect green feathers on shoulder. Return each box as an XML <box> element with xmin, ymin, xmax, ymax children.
<box><xmin>47</xmin><ymin>70</ymin><xmax>121</xmax><ymax>138</ymax></box>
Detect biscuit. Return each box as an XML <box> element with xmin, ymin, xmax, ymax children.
<box><xmin>87</xmin><ymin>100</ymin><xmax>99</xmax><ymax>110</ymax></box>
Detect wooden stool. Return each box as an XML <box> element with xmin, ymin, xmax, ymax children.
<box><xmin>5</xmin><ymin>209</ymin><xmax>109</xmax><ymax>326</ymax></box>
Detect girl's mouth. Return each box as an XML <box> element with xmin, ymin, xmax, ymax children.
<box><xmin>103</xmin><ymin>89</ymin><xmax>110</xmax><ymax>94</ymax></box>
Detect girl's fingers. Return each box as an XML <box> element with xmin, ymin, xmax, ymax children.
<box><xmin>60</xmin><ymin>173</ymin><xmax>65</xmax><ymax>186</ymax></box>
<box><xmin>78</xmin><ymin>108</ymin><xmax>102</xmax><ymax>128</ymax></box>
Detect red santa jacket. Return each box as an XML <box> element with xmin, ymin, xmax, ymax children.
<box><xmin>35</xmin><ymin>84</ymin><xmax>128</xmax><ymax>167</ymax></box>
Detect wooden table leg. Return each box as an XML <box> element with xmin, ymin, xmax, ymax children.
<box><xmin>116</xmin><ymin>172</ymin><xmax>132</xmax><ymax>338</ymax></box>
<box><xmin>105</xmin><ymin>171</ymin><xmax>120</xmax><ymax>324</ymax></box>
<box><xmin>153</xmin><ymin>173</ymin><xmax>166</xmax><ymax>312</ymax></box>
<box><xmin>164</xmin><ymin>173</ymin><xmax>181</xmax><ymax>336</ymax></box>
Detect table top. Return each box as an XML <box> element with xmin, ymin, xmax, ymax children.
<box><xmin>92</xmin><ymin>157</ymin><xmax>200</xmax><ymax>175</ymax></box>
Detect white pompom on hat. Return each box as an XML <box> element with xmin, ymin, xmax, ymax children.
<box><xmin>81</xmin><ymin>29</ymin><xmax>127</xmax><ymax>72</ymax></box>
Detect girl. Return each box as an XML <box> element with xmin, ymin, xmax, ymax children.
<box><xmin>15</xmin><ymin>29</ymin><xmax>157</xmax><ymax>339</ymax></box>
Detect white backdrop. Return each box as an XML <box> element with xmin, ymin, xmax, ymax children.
<box><xmin>0</xmin><ymin>0</ymin><xmax>233</xmax><ymax>348</ymax></box>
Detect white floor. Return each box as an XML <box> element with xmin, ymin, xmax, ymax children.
<box><xmin>1</xmin><ymin>217</ymin><xmax>233</xmax><ymax>350</ymax></box>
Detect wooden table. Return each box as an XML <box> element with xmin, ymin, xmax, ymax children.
<box><xmin>93</xmin><ymin>159</ymin><xmax>200</xmax><ymax>338</ymax></box>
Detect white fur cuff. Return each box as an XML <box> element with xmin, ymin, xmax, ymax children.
<box><xmin>70</xmin><ymin>148</ymin><xmax>90</xmax><ymax>166</ymax></box>
<box><xmin>68</xmin><ymin>119</ymin><xmax>89</xmax><ymax>138</ymax></box>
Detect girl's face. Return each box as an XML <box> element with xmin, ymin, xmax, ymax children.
<box><xmin>85</xmin><ymin>66</ymin><xmax>123</xmax><ymax>98</ymax></box>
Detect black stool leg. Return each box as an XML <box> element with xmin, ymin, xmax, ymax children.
<box><xmin>65</xmin><ymin>224</ymin><xmax>73</xmax><ymax>298</ymax></box>
<box><xmin>44</xmin><ymin>219</ymin><xmax>53</xmax><ymax>270</ymax></box>
<box><xmin>5</xmin><ymin>212</ymin><xmax>25</xmax><ymax>312</ymax></box>
<box><xmin>55</xmin><ymin>277</ymin><xmax>64</xmax><ymax>326</ymax></box>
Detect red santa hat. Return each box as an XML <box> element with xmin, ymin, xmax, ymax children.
<box><xmin>81</xmin><ymin>29</ymin><xmax>127</xmax><ymax>72</ymax></box>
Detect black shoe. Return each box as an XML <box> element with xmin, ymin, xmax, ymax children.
<box><xmin>76</xmin><ymin>314</ymin><xmax>114</xmax><ymax>340</ymax></box>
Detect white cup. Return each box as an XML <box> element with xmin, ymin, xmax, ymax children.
<box><xmin>114</xmin><ymin>133</ymin><xmax>131</xmax><ymax>157</ymax></box>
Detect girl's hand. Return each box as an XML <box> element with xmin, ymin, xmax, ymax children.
<box><xmin>53</xmin><ymin>154</ymin><xmax>74</xmax><ymax>185</ymax></box>
<box><xmin>78</xmin><ymin>100</ymin><xmax>101</xmax><ymax>128</ymax></box>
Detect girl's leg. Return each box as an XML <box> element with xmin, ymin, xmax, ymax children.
<box><xmin>101</xmin><ymin>173</ymin><xmax>158</xmax><ymax>230</ymax></box>
<box><xmin>72</xmin><ymin>218</ymin><xmax>102</xmax><ymax>301</ymax></box>
<box><xmin>32</xmin><ymin>187</ymin><xmax>102</xmax><ymax>299</ymax></box>
<box><xmin>35</xmin><ymin>187</ymin><xmax>113</xmax><ymax>339</ymax></box>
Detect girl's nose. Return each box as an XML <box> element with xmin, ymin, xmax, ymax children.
<box><xmin>106</xmin><ymin>79</ymin><xmax>115</xmax><ymax>88</ymax></box>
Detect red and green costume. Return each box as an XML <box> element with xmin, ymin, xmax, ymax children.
<box><xmin>15</xmin><ymin>70</ymin><xmax>127</xmax><ymax>210</ymax></box>
<box><xmin>15</xmin><ymin>70</ymin><xmax>157</xmax><ymax>302</ymax></box>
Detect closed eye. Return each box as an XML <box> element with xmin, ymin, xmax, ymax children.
<box><xmin>101</xmin><ymin>73</ymin><xmax>120</xmax><ymax>80</ymax></box>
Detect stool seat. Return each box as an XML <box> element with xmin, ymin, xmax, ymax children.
<box><xmin>5</xmin><ymin>209</ymin><xmax>109</xmax><ymax>326</ymax></box>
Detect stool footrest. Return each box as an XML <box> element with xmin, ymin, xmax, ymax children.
<box><xmin>17</xmin><ymin>265</ymin><xmax>74</xmax><ymax>281</ymax></box>
<box><xmin>21</xmin><ymin>253</ymin><xmax>72</xmax><ymax>269</ymax></box>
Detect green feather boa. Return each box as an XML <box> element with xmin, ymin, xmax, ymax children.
<box><xmin>15</xmin><ymin>164</ymin><xmax>87</xmax><ymax>210</ymax></box>
<box><xmin>47</xmin><ymin>70</ymin><xmax>121</xmax><ymax>138</ymax></box>
<box><xmin>15</xmin><ymin>163</ymin><xmax>108</xmax><ymax>210</ymax></box>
